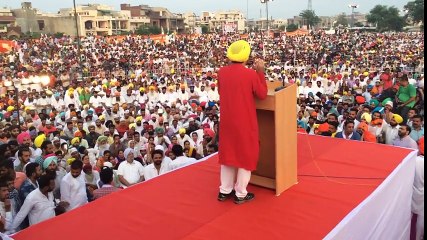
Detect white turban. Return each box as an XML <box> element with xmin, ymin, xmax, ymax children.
<box><xmin>124</xmin><ymin>148</ymin><xmax>134</xmax><ymax>160</ymax></box>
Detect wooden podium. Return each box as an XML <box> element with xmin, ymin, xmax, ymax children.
<box><xmin>250</xmin><ymin>82</ymin><xmax>298</xmax><ymax>196</ymax></box>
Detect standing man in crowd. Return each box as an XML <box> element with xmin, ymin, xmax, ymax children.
<box><xmin>217</xmin><ymin>40</ymin><xmax>267</xmax><ymax>204</ymax></box>
<box><xmin>60</xmin><ymin>160</ymin><xmax>87</xmax><ymax>211</ymax></box>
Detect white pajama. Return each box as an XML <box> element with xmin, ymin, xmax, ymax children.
<box><xmin>220</xmin><ymin>165</ymin><xmax>251</xmax><ymax>198</ymax></box>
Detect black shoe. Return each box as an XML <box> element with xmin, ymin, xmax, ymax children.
<box><xmin>218</xmin><ymin>190</ymin><xmax>235</xmax><ymax>202</ymax></box>
<box><xmin>234</xmin><ymin>193</ymin><xmax>255</xmax><ymax>204</ymax></box>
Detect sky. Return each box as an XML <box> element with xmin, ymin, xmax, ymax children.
<box><xmin>2</xmin><ymin>0</ymin><xmax>409</xmax><ymax>19</ymax></box>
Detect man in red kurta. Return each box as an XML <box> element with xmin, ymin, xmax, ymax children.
<box><xmin>217</xmin><ymin>40</ymin><xmax>268</xmax><ymax>204</ymax></box>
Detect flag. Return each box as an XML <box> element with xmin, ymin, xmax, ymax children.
<box><xmin>0</xmin><ymin>40</ymin><xmax>15</xmax><ymax>53</ymax></box>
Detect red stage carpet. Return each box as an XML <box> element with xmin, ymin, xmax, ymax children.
<box><xmin>13</xmin><ymin>135</ymin><xmax>414</xmax><ymax>240</ymax></box>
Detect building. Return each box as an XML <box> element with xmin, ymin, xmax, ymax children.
<box><xmin>182</xmin><ymin>12</ymin><xmax>199</xmax><ymax>33</ymax></box>
<box><xmin>120</xmin><ymin>4</ymin><xmax>185</xmax><ymax>34</ymax></box>
<box><xmin>0</xmin><ymin>8</ymin><xmax>16</xmax><ymax>36</ymax></box>
<box><xmin>318</xmin><ymin>16</ymin><xmax>335</xmax><ymax>29</ymax></box>
<box><xmin>202</xmin><ymin>10</ymin><xmax>245</xmax><ymax>33</ymax></box>
<box><xmin>10</xmin><ymin>2</ymin><xmax>184</xmax><ymax>37</ymax></box>
<box><xmin>13</xmin><ymin>2</ymin><xmax>83</xmax><ymax>36</ymax></box>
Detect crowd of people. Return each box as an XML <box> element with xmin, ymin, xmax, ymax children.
<box><xmin>0</xmin><ymin>30</ymin><xmax>424</xmax><ymax>236</ymax></box>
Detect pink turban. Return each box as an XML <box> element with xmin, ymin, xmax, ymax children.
<box><xmin>203</xmin><ymin>128</ymin><xmax>215</xmax><ymax>138</ymax></box>
<box><xmin>17</xmin><ymin>132</ymin><xmax>31</xmax><ymax>145</ymax></box>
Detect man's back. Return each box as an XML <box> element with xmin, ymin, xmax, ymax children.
<box><xmin>169</xmin><ymin>156</ymin><xmax>196</xmax><ymax>171</ymax></box>
<box><xmin>93</xmin><ymin>185</ymin><xmax>120</xmax><ymax>199</ymax></box>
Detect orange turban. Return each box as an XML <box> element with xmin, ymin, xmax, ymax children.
<box><xmin>419</xmin><ymin>137</ymin><xmax>424</xmax><ymax>156</ymax></box>
<box><xmin>317</xmin><ymin>123</ymin><xmax>329</xmax><ymax>133</ymax></box>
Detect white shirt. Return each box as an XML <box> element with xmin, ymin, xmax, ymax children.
<box><xmin>11</xmin><ymin>189</ymin><xmax>55</xmax><ymax>230</ymax></box>
<box><xmin>176</xmin><ymin>134</ymin><xmax>193</xmax><ymax>148</ymax></box>
<box><xmin>169</xmin><ymin>156</ymin><xmax>197</xmax><ymax>171</ymax></box>
<box><xmin>143</xmin><ymin>158</ymin><xmax>172</xmax><ymax>181</ymax></box>
<box><xmin>60</xmin><ymin>172</ymin><xmax>88</xmax><ymax>211</ymax></box>
<box><xmin>412</xmin><ymin>156</ymin><xmax>424</xmax><ymax>215</ymax></box>
<box><xmin>117</xmin><ymin>160</ymin><xmax>144</xmax><ymax>187</ymax></box>
<box><xmin>383</xmin><ymin>124</ymin><xmax>400</xmax><ymax>145</ymax></box>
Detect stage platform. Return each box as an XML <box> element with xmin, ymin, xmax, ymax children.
<box><xmin>13</xmin><ymin>134</ymin><xmax>417</xmax><ymax>240</ymax></box>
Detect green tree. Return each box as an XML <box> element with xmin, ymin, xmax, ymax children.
<box><xmin>135</xmin><ymin>25</ymin><xmax>161</xmax><ymax>35</ymax></box>
<box><xmin>366</xmin><ymin>5</ymin><xmax>406</xmax><ymax>32</ymax></box>
<box><xmin>286</xmin><ymin>23</ymin><xmax>299</xmax><ymax>32</ymax></box>
<box><xmin>299</xmin><ymin>10</ymin><xmax>321</xmax><ymax>30</ymax></box>
<box><xmin>354</xmin><ymin>22</ymin><xmax>364</xmax><ymax>27</ymax></box>
<box><xmin>404</xmin><ymin>0</ymin><xmax>424</xmax><ymax>28</ymax></box>
<box><xmin>201</xmin><ymin>25</ymin><xmax>209</xmax><ymax>34</ymax></box>
<box><xmin>334</xmin><ymin>14</ymin><xmax>349</xmax><ymax>27</ymax></box>
<box><xmin>54</xmin><ymin>32</ymin><xmax>64</xmax><ymax>38</ymax></box>
<box><xmin>278</xmin><ymin>25</ymin><xmax>286</xmax><ymax>31</ymax></box>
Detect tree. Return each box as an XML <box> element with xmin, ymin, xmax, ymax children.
<box><xmin>54</xmin><ymin>32</ymin><xmax>64</xmax><ymax>38</ymax></box>
<box><xmin>366</xmin><ymin>5</ymin><xmax>406</xmax><ymax>32</ymax></box>
<box><xmin>299</xmin><ymin>10</ymin><xmax>321</xmax><ymax>30</ymax></box>
<box><xmin>404</xmin><ymin>0</ymin><xmax>424</xmax><ymax>28</ymax></box>
<box><xmin>278</xmin><ymin>25</ymin><xmax>286</xmax><ymax>31</ymax></box>
<box><xmin>286</xmin><ymin>23</ymin><xmax>299</xmax><ymax>32</ymax></box>
<box><xmin>135</xmin><ymin>25</ymin><xmax>161</xmax><ymax>35</ymax></box>
<box><xmin>354</xmin><ymin>22</ymin><xmax>364</xmax><ymax>27</ymax></box>
<box><xmin>334</xmin><ymin>14</ymin><xmax>348</xmax><ymax>27</ymax></box>
<box><xmin>201</xmin><ymin>25</ymin><xmax>209</xmax><ymax>34</ymax></box>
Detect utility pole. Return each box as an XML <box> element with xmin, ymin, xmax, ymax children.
<box><xmin>348</xmin><ymin>4</ymin><xmax>359</xmax><ymax>28</ymax></box>
<box><xmin>73</xmin><ymin>0</ymin><xmax>83</xmax><ymax>80</ymax></box>
<box><xmin>307</xmin><ymin>0</ymin><xmax>313</xmax><ymax>11</ymax></box>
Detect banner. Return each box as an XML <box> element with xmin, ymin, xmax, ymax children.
<box><xmin>0</xmin><ymin>40</ymin><xmax>15</xmax><ymax>53</ymax></box>
<box><xmin>223</xmin><ymin>23</ymin><xmax>237</xmax><ymax>34</ymax></box>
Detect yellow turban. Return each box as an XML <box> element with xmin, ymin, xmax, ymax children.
<box><xmin>393</xmin><ymin>114</ymin><xmax>404</xmax><ymax>124</ymax></box>
<box><xmin>139</xmin><ymin>87</ymin><xmax>145</xmax><ymax>92</ymax></box>
<box><xmin>354</xmin><ymin>71</ymin><xmax>359</xmax><ymax>76</ymax></box>
<box><xmin>361</xmin><ymin>113</ymin><xmax>372</xmax><ymax>124</ymax></box>
<box><xmin>128</xmin><ymin>83</ymin><xmax>134</xmax><ymax>89</ymax></box>
<box><xmin>34</xmin><ymin>134</ymin><xmax>46</xmax><ymax>148</ymax></box>
<box><xmin>6</xmin><ymin>106</ymin><xmax>14</xmax><ymax>112</ymax></box>
<box><xmin>99</xmin><ymin>115</ymin><xmax>105</xmax><ymax>120</ymax></box>
<box><xmin>363</xmin><ymin>72</ymin><xmax>369</xmax><ymax>77</ymax></box>
<box><xmin>66</xmin><ymin>158</ymin><xmax>76</xmax><ymax>166</ymax></box>
<box><xmin>227</xmin><ymin>40</ymin><xmax>251</xmax><ymax>63</ymax></box>
<box><xmin>129</xmin><ymin>123</ymin><xmax>136</xmax><ymax>129</ymax></box>
<box><xmin>135</xmin><ymin>116</ymin><xmax>143</xmax><ymax>122</ymax></box>
<box><xmin>71</xmin><ymin>137</ymin><xmax>80</xmax><ymax>145</ymax></box>
<box><xmin>179</xmin><ymin>128</ymin><xmax>186</xmax><ymax>134</ymax></box>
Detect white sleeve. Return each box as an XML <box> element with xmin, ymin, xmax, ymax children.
<box><xmin>60</xmin><ymin>178</ymin><xmax>71</xmax><ymax>203</ymax></box>
<box><xmin>164</xmin><ymin>136</ymin><xmax>171</xmax><ymax>145</ymax></box>
<box><xmin>4</xmin><ymin>211</ymin><xmax>13</xmax><ymax>233</ymax></box>
<box><xmin>11</xmin><ymin>197</ymin><xmax>33</xmax><ymax>230</ymax></box>
<box><xmin>117</xmin><ymin>163</ymin><xmax>125</xmax><ymax>176</ymax></box>
<box><xmin>138</xmin><ymin>163</ymin><xmax>144</xmax><ymax>177</ymax></box>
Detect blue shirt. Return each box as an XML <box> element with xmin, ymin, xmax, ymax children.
<box><xmin>335</xmin><ymin>131</ymin><xmax>362</xmax><ymax>141</ymax></box>
<box><xmin>410</xmin><ymin>127</ymin><xmax>424</xmax><ymax>143</ymax></box>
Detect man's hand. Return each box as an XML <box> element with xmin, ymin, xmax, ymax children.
<box><xmin>4</xmin><ymin>199</ymin><xmax>11</xmax><ymax>212</ymax></box>
<box><xmin>254</xmin><ymin>59</ymin><xmax>265</xmax><ymax>73</ymax></box>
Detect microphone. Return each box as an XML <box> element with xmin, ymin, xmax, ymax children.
<box><xmin>275</xmin><ymin>86</ymin><xmax>285</xmax><ymax>92</ymax></box>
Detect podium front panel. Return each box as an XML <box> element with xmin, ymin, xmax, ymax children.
<box><xmin>253</xmin><ymin>109</ymin><xmax>275</xmax><ymax>179</ymax></box>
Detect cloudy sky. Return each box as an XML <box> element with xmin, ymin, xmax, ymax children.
<box><xmin>2</xmin><ymin>0</ymin><xmax>409</xmax><ymax>19</ymax></box>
